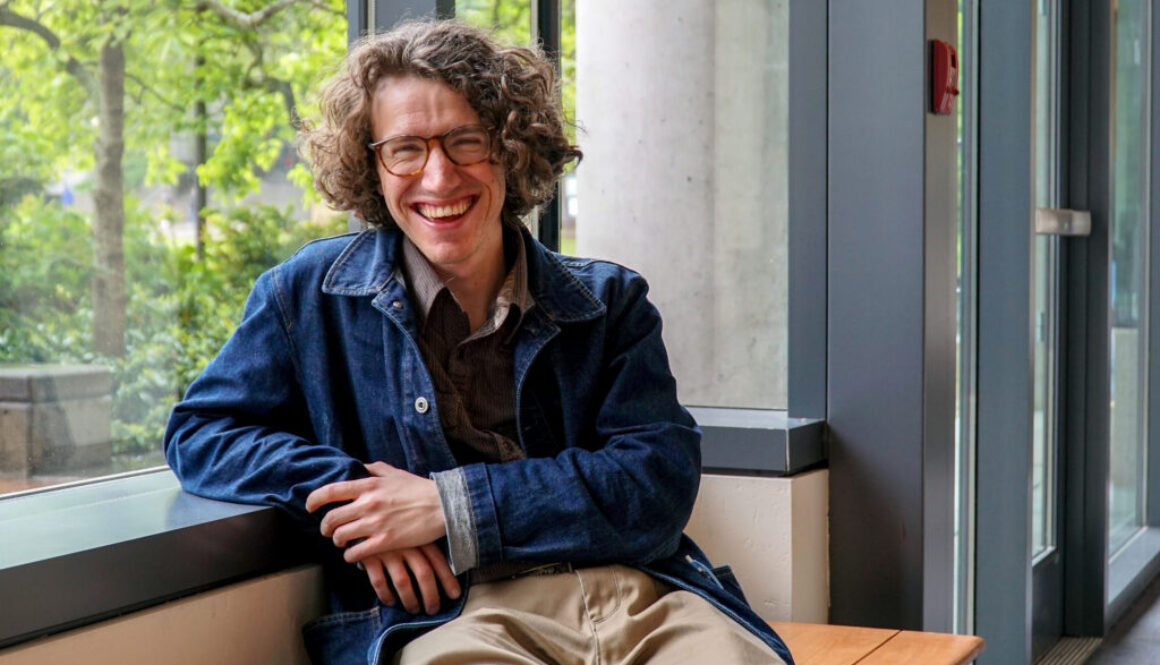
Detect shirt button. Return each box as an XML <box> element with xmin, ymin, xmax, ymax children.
<box><xmin>392</xmin><ymin>300</ymin><xmax>403</xmax><ymax>309</ymax></box>
<box><xmin>414</xmin><ymin>396</ymin><xmax>429</xmax><ymax>414</ymax></box>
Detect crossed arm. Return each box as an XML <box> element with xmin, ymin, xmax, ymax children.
<box><xmin>306</xmin><ymin>461</ymin><xmax>461</xmax><ymax>615</ymax></box>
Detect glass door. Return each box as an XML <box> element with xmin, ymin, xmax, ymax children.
<box><xmin>1031</xmin><ymin>1</ymin><xmax>1065</xmax><ymax>660</ymax></box>
<box><xmin>1107</xmin><ymin>0</ymin><xmax>1151</xmax><ymax>566</ymax></box>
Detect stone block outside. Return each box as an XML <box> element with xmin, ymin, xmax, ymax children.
<box><xmin>0</xmin><ymin>364</ymin><xmax>113</xmax><ymax>477</ymax></box>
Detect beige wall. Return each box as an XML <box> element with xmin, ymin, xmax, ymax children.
<box><xmin>0</xmin><ymin>566</ymin><xmax>324</xmax><ymax>665</ymax></box>
<box><xmin>686</xmin><ymin>469</ymin><xmax>829</xmax><ymax>623</ymax></box>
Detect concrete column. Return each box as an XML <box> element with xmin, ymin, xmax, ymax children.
<box><xmin>576</xmin><ymin>0</ymin><xmax>789</xmax><ymax>409</ymax></box>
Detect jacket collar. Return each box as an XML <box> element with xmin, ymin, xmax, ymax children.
<box><xmin>321</xmin><ymin>226</ymin><xmax>604</xmax><ymax>323</ymax></box>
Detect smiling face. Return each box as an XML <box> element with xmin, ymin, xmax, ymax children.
<box><xmin>371</xmin><ymin>75</ymin><xmax>507</xmax><ymax>283</ymax></box>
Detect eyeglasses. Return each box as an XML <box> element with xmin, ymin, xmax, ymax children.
<box><xmin>368</xmin><ymin>125</ymin><xmax>494</xmax><ymax>177</ymax></box>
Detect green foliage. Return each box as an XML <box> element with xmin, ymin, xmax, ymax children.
<box><xmin>0</xmin><ymin>0</ymin><xmax>349</xmax><ymax>465</ymax></box>
<box><xmin>0</xmin><ymin>195</ymin><xmax>347</xmax><ymax>457</ymax></box>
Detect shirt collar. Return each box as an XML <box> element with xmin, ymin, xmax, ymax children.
<box><xmin>322</xmin><ymin>226</ymin><xmax>604</xmax><ymax>325</ymax></box>
<box><xmin>399</xmin><ymin>226</ymin><xmax>534</xmax><ymax>331</ymax></box>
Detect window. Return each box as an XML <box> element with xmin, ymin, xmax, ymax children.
<box><xmin>574</xmin><ymin>0</ymin><xmax>790</xmax><ymax>410</ymax></box>
<box><xmin>0</xmin><ymin>1</ymin><xmax>349</xmax><ymax>497</ymax></box>
<box><xmin>1108</xmin><ymin>0</ymin><xmax>1151</xmax><ymax>557</ymax></box>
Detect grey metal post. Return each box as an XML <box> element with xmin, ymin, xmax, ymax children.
<box><xmin>975</xmin><ymin>2</ymin><xmax>1034</xmax><ymax>664</ymax></box>
<box><xmin>787</xmin><ymin>0</ymin><xmax>828</xmax><ymax>419</ymax></box>
<box><xmin>1062</xmin><ymin>0</ymin><xmax>1109</xmax><ymax>637</ymax></box>
<box><xmin>827</xmin><ymin>0</ymin><xmax>958</xmax><ymax>631</ymax></box>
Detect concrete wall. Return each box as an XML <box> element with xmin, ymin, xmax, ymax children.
<box><xmin>0</xmin><ymin>566</ymin><xmax>324</xmax><ymax>665</ymax></box>
<box><xmin>576</xmin><ymin>0</ymin><xmax>789</xmax><ymax>409</ymax></box>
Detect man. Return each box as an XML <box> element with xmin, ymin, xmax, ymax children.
<box><xmin>164</xmin><ymin>19</ymin><xmax>793</xmax><ymax>665</ymax></box>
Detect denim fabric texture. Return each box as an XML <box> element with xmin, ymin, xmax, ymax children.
<box><xmin>163</xmin><ymin>226</ymin><xmax>794</xmax><ymax>665</ymax></box>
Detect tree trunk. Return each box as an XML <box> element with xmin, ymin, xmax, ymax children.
<box><xmin>91</xmin><ymin>36</ymin><xmax>127</xmax><ymax>357</ymax></box>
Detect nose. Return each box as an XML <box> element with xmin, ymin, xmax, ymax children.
<box><xmin>419</xmin><ymin>140</ymin><xmax>462</xmax><ymax>192</ymax></box>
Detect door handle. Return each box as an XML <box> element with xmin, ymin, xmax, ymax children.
<box><xmin>1035</xmin><ymin>208</ymin><xmax>1091</xmax><ymax>236</ymax></box>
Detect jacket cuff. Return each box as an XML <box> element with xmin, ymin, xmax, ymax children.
<box><xmin>460</xmin><ymin>462</ymin><xmax>502</xmax><ymax>566</ymax></box>
<box><xmin>432</xmin><ymin>468</ymin><xmax>478</xmax><ymax>574</ymax></box>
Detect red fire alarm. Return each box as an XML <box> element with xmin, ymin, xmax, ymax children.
<box><xmin>931</xmin><ymin>39</ymin><xmax>959</xmax><ymax>115</ymax></box>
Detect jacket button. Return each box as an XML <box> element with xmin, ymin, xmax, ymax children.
<box><xmin>414</xmin><ymin>396</ymin><xmax>429</xmax><ymax>414</ymax></box>
<box><xmin>392</xmin><ymin>300</ymin><xmax>403</xmax><ymax>309</ymax></box>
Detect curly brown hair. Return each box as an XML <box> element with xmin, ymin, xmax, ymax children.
<box><xmin>299</xmin><ymin>20</ymin><xmax>582</xmax><ymax>229</ymax></box>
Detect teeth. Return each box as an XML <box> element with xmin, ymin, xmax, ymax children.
<box><xmin>417</xmin><ymin>200</ymin><xmax>470</xmax><ymax>219</ymax></box>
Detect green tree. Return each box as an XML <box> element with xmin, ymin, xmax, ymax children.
<box><xmin>0</xmin><ymin>0</ymin><xmax>343</xmax><ymax>356</ymax></box>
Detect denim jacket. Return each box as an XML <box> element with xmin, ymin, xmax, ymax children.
<box><xmin>164</xmin><ymin>227</ymin><xmax>793</xmax><ymax>665</ymax></box>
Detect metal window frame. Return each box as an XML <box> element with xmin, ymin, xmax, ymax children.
<box><xmin>973</xmin><ymin>2</ymin><xmax>1034</xmax><ymax>662</ymax></box>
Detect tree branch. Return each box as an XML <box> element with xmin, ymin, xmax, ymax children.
<box><xmin>307</xmin><ymin>0</ymin><xmax>343</xmax><ymax>17</ymax></box>
<box><xmin>124</xmin><ymin>71</ymin><xmax>185</xmax><ymax>112</ymax></box>
<box><xmin>0</xmin><ymin>5</ymin><xmax>98</xmax><ymax>98</ymax></box>
<box><xmin>254</xmin><ymin>75</ymin><xmax>298</xmax><ymax>128</ymax></box>
<box><xmin>237</xmin><ymin>38</ymin><xmax>298</xmax><ymax>127</ymax></box>
<box><xmin>195</xmin><ymin>0</ymin><xmax>293</xmax><ymax>29</ymax></box>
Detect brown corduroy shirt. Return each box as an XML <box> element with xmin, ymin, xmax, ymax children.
<box><xmin>399</xmin><ymin>229</ymin><xmax>533</xmax><ymax>466</ymax></box>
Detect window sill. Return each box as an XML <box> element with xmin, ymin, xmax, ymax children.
<box><xmin>0</xmin><ymin>412</ymin><xmax>826</xmax><ymax>650</ymax></box>
<box><xmin>0</xmin><ymin>469</ymin><xmax>300</xmax><ymax>649</ymax></box>
<box><xmin>688</xmin><ymin>407</ymin><xmax>826</xmax><ymax>476</ymax></box>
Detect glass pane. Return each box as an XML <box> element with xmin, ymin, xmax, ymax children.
<box><xmin>1108</xmin><ymin>0</ymin><xmax>1151</xmax><ymax>556</ymax></box>
<box><xmin>456</xmin><ymin>1</ymin><xmax>533</xmax><ymax>44</ymax></box>
<box><xmin>1032</xmin><ymin>235</ymin><xmax>1058</xmax><ymax>558</ymax></box>
<box><xmin>575</xmin><ymin>0</ymin><xmax>789</xmax><ymax>409</ymax></box>
<box><xmin>0</xmin><ymin>2</ymin><xmax>348</xmax><ymax>496</ymax></box>
<box><xmin>1031</xmin><ymin>0</ymin><xmax>1060</xmax><ymax>561</ymax></box>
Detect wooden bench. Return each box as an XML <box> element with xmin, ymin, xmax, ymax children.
<box><xmin>770</xmin><ymin>621</ymin><xmax>984</xmax><ymax>665</ymax></box>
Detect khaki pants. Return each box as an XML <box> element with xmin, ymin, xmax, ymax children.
<box><xmin>394</xmin><ymin>565</ymin><xmax>785</xmax><ymax>665</ymax></box>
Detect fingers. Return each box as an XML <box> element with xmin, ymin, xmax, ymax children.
<box><xmin>421</xmin><ymin>543</ymin><xmax>462</xmax><ymax>601</ymax></box>
<box><xmin>329</xmin><ymin>511</ymin><xmax>380</xmax><ymax>547</ymax></box>
<box><xmin>400</xmin><ymin>549</ymin><xmax>441</xmax><ymax>615</ymax></box>
<box><xmin>305</xmin><ymin>477</ymin><xmax>377</xmax><ymax>513</ymax></box>
<box><xmin>363</xmin><ymin>557</ymin><xmax>397</xmax><ymax>607</ymax></box>
<box><xmin>318</xmin><ymin>501</ymin><xmax>358</xmax><ymax>539</ymax></box>
<box><xmin>364</xmin><ymin>461</ymin><xmax>393</xmax><ymax>476</ymax></box>
<box><xmin>360</xmin><ymin>546</ymin><xmax>462</xmax><ymax>615</ymax></box>
<box><xmin>383</xmin><ymin>554</ymin><xmax>422</xmax><ymax>613</ymax></box>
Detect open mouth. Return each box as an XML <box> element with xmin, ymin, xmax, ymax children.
<box><xmin>413</xmin><ymin>196</ymin><xmax>475</xmax><ymax>222</ymax></box>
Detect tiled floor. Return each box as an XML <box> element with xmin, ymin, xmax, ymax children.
<box><xmin>1085</xmin><ymin>573</ymin><xmax>1160</xmax><ymax>664</ymax></box>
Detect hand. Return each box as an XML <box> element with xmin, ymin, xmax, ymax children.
<box><xmin>361</xmin><ymin>544</ymin><xmax>462</xmax><ymax>614</ymax></box>
<box><xmin>306</xmin><ymin>461</ymin><xmax>447</xmax><ymax>563</ymax></box>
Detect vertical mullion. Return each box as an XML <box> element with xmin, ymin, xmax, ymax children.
<box><xmin>787</xmin><ymin>0</ymin><xmax>828</xmax><ymax>419</ymax></box>
<box><xmin>532</xmin><ymin>0</ymin><xmax>562</xmax><ymax>251</ymax></box>
<box><xmin>974</xmin><ymin>0</ymin><xmax>1034</xmax><ymax>661</ymax></box>
<box><xmin>1062</xmin><ymin>0</ymin><xmax>1111</xmax><ymax>638</ymax></box>
<box><xmin>1150</xmin><ymin>0</ymin><xmax>1160</xmax><ymax>533</ymax></box>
